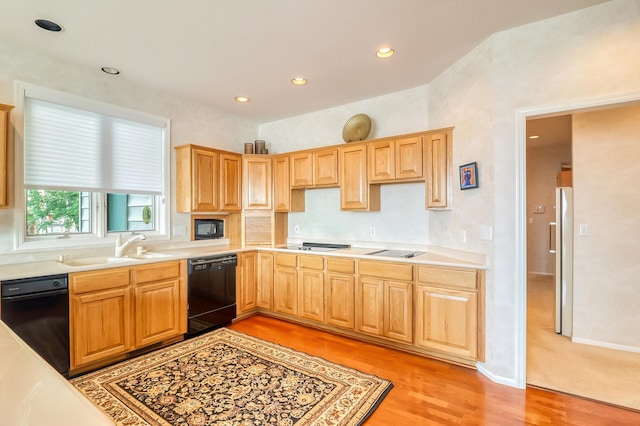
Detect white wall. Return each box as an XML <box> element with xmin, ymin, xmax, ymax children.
<box><xmin>259</xmin><ymin>0</ymin><xmax>640</xmax><ymax>384</ymax></box>
<box><xmin>0</xmin><ymin>40</ymin><xmax>258</xmax><ymax>255</ymax></box>
<box><xmin>573</xmin><ymin>104</ymin><xmax>640</xmax><ymax>349</ymax></box>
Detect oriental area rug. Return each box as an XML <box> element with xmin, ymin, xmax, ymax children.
<box><xmin>71</xmin><ymin>328</ymin><xmax>393</xmax><ymax>426</ymax></box>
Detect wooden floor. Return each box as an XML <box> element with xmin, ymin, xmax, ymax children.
<box><xmin>229</xmin><ymin>315</ymin><xmax>640</xmax><ymax>425</ymax></box>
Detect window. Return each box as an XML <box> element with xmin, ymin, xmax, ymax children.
<box><xmin>18</xmin><ymin>83</ymin><xmax>170</xmax><ymax>246</ymax></box>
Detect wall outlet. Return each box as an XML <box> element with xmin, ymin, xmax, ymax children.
<box><xmin>481</xmin><ymin>225</ymin><xmax>493</xmax><ymax>241</ymax></box>
<box><xmin>460</xmin><ymin>229</ymin><xmax>467</xmax><ymax>243</ymax></box>
<box><xmin>369</xmin><ymin>227</ymin><xmax>376</xmax><ymax>237</ymax></box>
<box><xmin>173</xmin><ymin>225</ymin><xmax>186</xmax><ymax>236</ymax></box>
<box><xmin>579</xmin><ymin>224</ymin><xmax>588</xmax><ymax>236</ymax></box>
<box><xmin>294</xmin><ymin>225</ymin><xmax>300</xmax><ymax>234</ymax></box>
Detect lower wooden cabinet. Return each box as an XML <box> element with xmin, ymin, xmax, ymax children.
<box><xmin>414</xmin><ymin>265</ymin><xmax>480</xmax><ymax>359</ymax></box>
<box><xmin>257</xmin><ymin>251</ymin><xmax>274</xmax><ymax>309</ymax></box>
<box><xmin>236</xmin><ymin>251</ymin><xmax>258</xmax><ymax>314</ymax></box>
<box><xmin>325</xmin><ymin>257</ymin><xmax>356</xmax><ymax>330</ymax></box>
<box><xmin>297</xmin><ymin>256</ymin><xmax>324</xmax><ymax>322</ymax></box>
<box><xmin>273</xmin><ymin>253</ymin><xmax>298</xmax><ymax>316</ymax></box>
<box><xmin>69</xmin><ymin>260</ymin><xmax>187</xmax><ymax>371</ymax></box>
<box><xmin>355</xmin><ymin>277</ymin><xmax>384</xmax><ymax>336</ymax></box>
<box><xmin>383</xmin><ymin>280</ymin><xmax>413</xmax><ymax>343</ymax></box>
<box><xmin>70</xmin><ymin>267</ymin><xmax>133</xmax><ymax>369</ymax></box>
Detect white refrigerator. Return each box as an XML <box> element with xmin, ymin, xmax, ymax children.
<box><xmin>550</xmin><ymin>187</ymin><xmax>573</xmax><ymax>336</ymax></box>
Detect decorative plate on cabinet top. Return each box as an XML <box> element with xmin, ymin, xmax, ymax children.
<box><xmin>342</xmin><ymin>114</ymin><xmax>371</xmax><ymax>142</ymax></box>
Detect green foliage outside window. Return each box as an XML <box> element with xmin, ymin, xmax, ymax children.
<box><xmin>26</xmin><ymin>189</ymin><xmax>81</xmax><ymax>235</ymax></box>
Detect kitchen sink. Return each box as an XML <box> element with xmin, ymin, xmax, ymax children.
<box><xmin>63</xmin><ymin>256</ymin><xmax>137</xmax><ymax>267</ymax></box>
<box><xmin>365</xmin><ymin>249</ymin><xmax>425</xmax><ymax>258</ymax></box>
<box><xmin>129</xmin><ymin>252</ymin><xmax>172</xmax><ymax>260</ymax></box>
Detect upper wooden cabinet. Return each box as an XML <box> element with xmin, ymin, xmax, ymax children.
<box><xmin>219</xmin><ymin>152</ymin><xmax>242</xmax><ymax>212</ymax></box>
<box><xmin>424</xmin><ymin>130</ymin><xmax>452</xmax><ymax>210</ymax></box>
<box><xmin>290</xmin><ymin>148</ymin><xmax>339</xmax><ymax>189</ymax></box>
<box><xmin>242</xmin><ymin>155</ymin><xmax>272</xmax><ymax>210</ymax></box>
<box><xmin>175</xmin><ymin>144</ymin><xmax>241</xmax><ymax>213</ymax></box>
<box><xmin>339</xmin><ymin>143</ymin><xmax>380</xmax><ymax>211</ymax></box>
<box><xmin>0</xmin><ymin>104</ymin><xmax>14</xmax><ymax>209</ymax></box>
<box><xmin>369</xmin><ymin>135</ymin><xmax>423</xmax><ymax>183</ymax></box>
<box><xmin>273</xmin><ymin>155</ymin><xmax>305</xmax><ymax>212</ymax></box>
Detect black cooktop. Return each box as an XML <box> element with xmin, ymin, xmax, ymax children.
<box><xmin>286</xmin><ymin>242</ymin><xmax>351</xmax><ymax>252</ymax></box>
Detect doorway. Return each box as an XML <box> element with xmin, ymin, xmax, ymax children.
<box><xmin>522</xmin><ymin>101</ymin><xmax>640</xmax><ymax>410</ymax></box>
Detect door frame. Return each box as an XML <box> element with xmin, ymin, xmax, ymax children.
<box><xmin>514</xmin><ymin>91</ymin><xmax>640</xmax><ymax>388</ymax></box>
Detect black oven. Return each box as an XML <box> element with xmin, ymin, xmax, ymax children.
<box><xmin>193</xmin><ymin>218</ymin><xmax>224</xmax><ymax>240</ymax></box>
<box><xmin>186</xmin><ymin>254</ymin><xmax>237</xmax><ymax>336</ymax></box>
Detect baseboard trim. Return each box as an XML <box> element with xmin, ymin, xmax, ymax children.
<box><xmin>476</xmin><ymin>363</ymin><xmax>521</xmax><ymax>389</ymax></box>
<box><xmin>571</xmin><ymin>337</ymin><xmax>640</xmax><ymax>354</ymax></box>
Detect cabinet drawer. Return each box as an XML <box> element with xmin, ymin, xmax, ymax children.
<box><xmin>70</xmin><ymin>267</ymin><xmax>131</xmax><ymax>294</ymax></box>
<box><xmin>299</xmin><ymin>255</ymin><xmax>324</xmax><ymax>270</ymax></box>
<box><xmin>135</xmin><ymin>261</ymin><xmax>181</xmax><ymax>284</ymax></box>
<box><xmin>416</xmin><ymin>265</ymin><xmax>477</xmax><ymax>290</ymax></box>
<box><xmin>326</xmin><ymin>257</ymin><xmax>355</xmax><ymax>274</ymax></box>
<box><xmin>358</xmin><ymin>260</ymin><xmax>413</xmax><ymax>281</ymax></box>
<box><xmin>275</xmin><ymin>253</ymin><xmax>298</xmax><ymax>268</ymax></box>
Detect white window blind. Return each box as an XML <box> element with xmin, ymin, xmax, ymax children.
<box><xmin>24</xmin><ymin>97</ymin><xmax>164</xmax><ymax>195</ymax></box>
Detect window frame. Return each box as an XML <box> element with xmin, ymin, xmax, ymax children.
<box><xmin>12</xmin><ymin>82</ymin><xmax>171</xmax><ymax>251</ymax></box>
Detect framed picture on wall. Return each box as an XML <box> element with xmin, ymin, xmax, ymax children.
<box><xmin>459</xmin><ymin>162</ymin><xmax>478</xmax><ymax>190</ymax></box>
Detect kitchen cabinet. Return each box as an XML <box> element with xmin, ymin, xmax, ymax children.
<box><xmin>369</xmin><ymin>135</ymin><xmax>423</xmax><ymax>183</ymax></box>
<box><xmin>273</xmin><ymin>253</ymin><xmax>298</xmax><ymax>315</ymax></box>
<box><xmin>70</xmin><ymin>260</ymin><xmax>187</xmax><ymax>371</ymax></box>
<box><xmin>273</xmin><ymin>154</ymin><xmax>305</xmax><ymax>212</ymax></box>
<box><xmin>325</xmin><ymin>257</ymin><xmax>356</xmax><ymax>330</ymax></box>
<box><xmin>339</xmin><ymin>143</ymin><xmax>380</xmax><ymax>211</ymax></box>
<box><xmin>424</xmin><ymin>130</ymin><xmax>452</xmax><ymax>209</ymax></box>
<box><xmin>290</xmin><ymin>151</ymin><xmax>313</xmax><ymax>188</ymax></box>
<box><xmin>175</xmin><ymin>145</ymin><xmax>242</xmax><ymax>213</ymax></box>
<box><xmin>242</xmin><ymin>155</ymin><xmax>272</xmax><ymax>210</ymax></box>
<box><xmin>257</xmin><ymin>251</ymin><xmax>274</xmax><ymax>309</ymax></box>
<box><xmin>414</xmin><ymin>265</ymin><xmax>480</xmax><ymax>359</ymax></box>
<box><xmin>0</xmin><ymin>104</ymin><xmax>13</xmax><ymax>208</ymax></box>
<box><xmin>133</xmin><ymin>261</ymin><xmax>186</xmax><ymax>348</ymax></box>
<box><xmin>219</xmin><ymin>152</ymin><xmax>242</xmax><ymax>212</ymax></box>
<box><xmin>356</xmin><ymin>260</ymin><xmax>413</xmax><ymax>343</ymax></box>
<box><xmin>290</xmin><ymin>148</ymin><xmax>339</xmax><ymax>189</ymax></box>
<box><xmin>297</xmin><ymin>255</ymin><xmax>325</xmax><ymax>322</ymax></box>
<box><xmin>70</xmin><ymin>267</ymin><xmax>133</xmax><ymax>369</ymax></box>
<box><xmin>237</xmin><ymin>251</ymin><xmax>258</xmax><ymax>314</ymax></box>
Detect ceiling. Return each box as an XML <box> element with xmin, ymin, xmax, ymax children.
<box><xmin>0</xmin><ymin>0</ymin><xmax>608</xmax><ymax>123</ymax></box>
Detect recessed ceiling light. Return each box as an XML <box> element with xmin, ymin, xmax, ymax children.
<box><xmin>376</xmin><ymin>47</ymin><xmax>394</xmax><ymax>58</ymax></box>
<box><xmin>235</xmin><ymin>96</ymin><xmax>250</xmax><ymax>103</ymax></box>
<box><xmin>291</xmin><ymin>77</ymin><xmax>307</xmax><ymax>86</ymax></box>
<box><xmin>528</xmin><ymin>135</ymin><xmax>540</xmax><ymax>139</ymax></box>
<box><xmin>35</xmin><ymin>19</ymin><xmax>63</xmax><ymax>32</ymax></box>
<box><xmin>101</xmin><ymin>66</ymin><xmax>120</xmax><ymax>75</ymax></box>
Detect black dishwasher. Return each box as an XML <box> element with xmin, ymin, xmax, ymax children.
<box><xmin>1</xmin><ymin>274</ymin><xmax>70</xmax><ymax>377</ymax></box>
<box><xmin>186</xmin><ymin>254</ymin><xmax>237</xmax><ymax>337</ymax></box>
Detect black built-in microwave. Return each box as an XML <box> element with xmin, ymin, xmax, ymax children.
<box><xmin>193</xmin><ymin>218</ymin><xmax>224</xmax><ymax>240</ymax></box>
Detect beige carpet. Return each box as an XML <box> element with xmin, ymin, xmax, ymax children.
<box><xmin>527</xmin><ymin>274</ymin><xmax>640</xmax><ymax>410</ymax></box>
<box><xmin>71</xmin><ymin>328</ymin><xmax>393</xmax><ymax>425</ymax></box>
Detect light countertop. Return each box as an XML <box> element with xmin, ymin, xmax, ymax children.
<box><xmin>0</xmin><ymin>321</ymin><xmax>114</xmax><ymax>425</ymax></box>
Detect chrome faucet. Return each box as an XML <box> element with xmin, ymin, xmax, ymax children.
<box><xmin>114</xmin><ymin>232</ymin><xmax>146</xmax><ymax>257</ymax></box>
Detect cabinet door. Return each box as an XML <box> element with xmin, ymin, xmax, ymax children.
<box><xmin>290</xmin><ymin>151</ymin><xmax>313</xmax><ymax>188</ymax></box>
<box><xmin>424</xmin><ymin>131</ymin><xmax>452</xmax><ymax>209</ymax></box>
<box><xmin>135</xmin><ymin>278</ymin><xmax>182</xmax><ymax>347</ymax></box>
<box><xmin>220</xmin><ymin>153</ymin><xmax>242</xmax><ymax>211</ymax></box>
<box><xmin>70</xmin><ymin>287</ymin><xmax>133</xmax><ymax>369</ymax></box>
<box><xmin>257</xmin><ymin>251</ymin><xmax>274</xmax><ymax>309</ymax></box>
<box><xmin>313</xmin><ymin>148</ymin><xmax>338</xmax><ymax>186</ymax></box>
<box><xmin>395</xmin><ymin>136</ymin><xmax>423</xmax><ymax>180</ymax></box>
<box><xmin>237</xmin><ymin>251</ymin><xmax>258</xmax><ymax>314</ymax></box>
<box><xmin>355</xmin><ymin>277</ymin><xmax>384</xmax><ymax>336</ymax></box>
<box><xmin>192</xmin><ymin>147</ymin><xmax>219</xmax><ymax>212</ymax></box>
<box><xmin>273</xmin><ymin>266</ymin><xmax>298</xmax><ymax>315</ymax></box>
<box><xmin>340</xmin><ymin>144</ymin><xmax>379</xmax><ymax>211</ymax></box>
<box><xmin>384</xmin><ymin>280</ymin><xmax>413</xmax><ymax>343</ymax></box>
<box><xmin>0</xmin><ymin>104</ymin><xmax>13</xmax><ymax>208</ymax></box>
<box><xmin>325</xmin><ymin>273</ymin><xmax>355</xmax><ymax>330</ymax></box>
<box><xmin>298</xmin><ymin>268</ymin><xmax>324</xmax><ymax>322</ymax></box>
<box><xmin>415</xmin><ymin>285</ymin><xmax>477</xmax><ymax>358</ymax></box>
<box><xmin>243</xmin><ymin>156</ymin><xmax>272</xmax><ymax>210</ymax></box>
<box><xmin>273</xmin><ymin>155</ymin><xmax>291</xmax><ymax>212</ymax></box>
<box><xmin>369</xmin><ymin>140</ymin><xmax>394</xmax><ymax>182</ymax></box>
